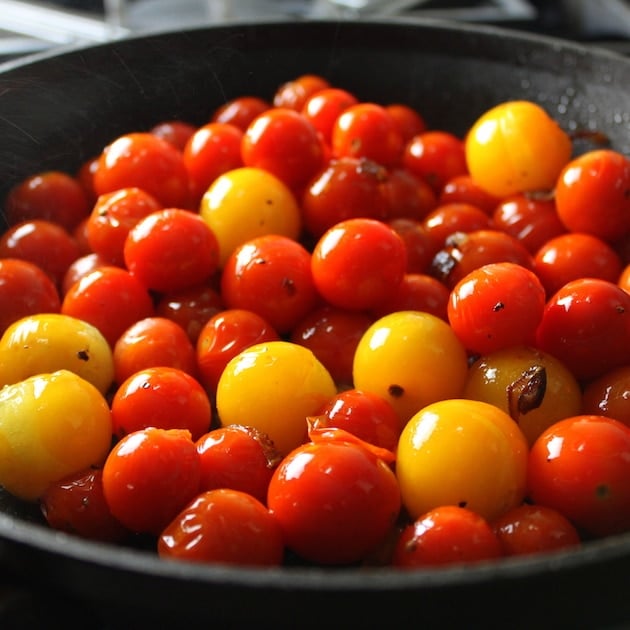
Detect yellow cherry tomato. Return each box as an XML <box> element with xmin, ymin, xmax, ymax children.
<box><xmin>199</xmin><ymin>166</ymin><xmax>302</xmax><ymax>266</ymax></box>
<box><xmin>0</xmin><ymin>369</ymin><xmax>113</xmax><ymax>500</ymax></box>
<box><xmin>216</xmin><ymin>340</ymin><xmax>337</xmax><ymax>455</ymax></box>
<box><xmin>352</xmin><ymin>311</ymin><xmax>469</xmax><ymax>428</ymax></box>
<box><xmin>0</xmin><ymin>313</ymin><xmax>114</xmax><ymax>395</ymax></box>
<box><xmin>465</xmin><ymin>100</ymin><xmax>572</xmax><ymax>198</ymax></box>
<box><xmin>464</xmin><ymin>345</ymin><xmax>582</xmax><ymax>446</ymax></box>
<box><xmin>396</xmin><ymin>398</ymin><xmax>528</xmax><ymax>522</ymax></box>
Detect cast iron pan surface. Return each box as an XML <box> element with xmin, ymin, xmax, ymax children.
<box><xmin>0</xmin><ymin>18</ymin><xmax>629</xmax><ymax>629</ymax></box>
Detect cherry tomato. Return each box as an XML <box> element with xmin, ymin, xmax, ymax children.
<box><xmin>311</xmin><ymin>218</ymin><xmax>407</xmax><ymax>311</ymax></box>
<box><xmin>439</xmin><ymin>174</ymin><xmax>501</xmax><ymax>215</ymax></box>
<box><xmin>492</xmin><ymin>503</ymin><xmax>581</xmax><ymax>556</ymax></box>
<box><xmin>267</xmin><ymin>437</ymin><xmax>401</xmax><ymax>565</ymax></box>
<box><xmin>76</xmin><ymin>156</ymin><xmax>99</xmax><ymax>205</ymax></box>
<box><xmin>555</xmin><ymin>149</ymin><xmax>630</xmax><ymax>242</ymax></box>
<box><xmin>111</xmin><ymin>367</ymin><xmax>211</xmax><ymax>440</ymax></box>
<box><xmin>379</xmin><ymin>168</ymin><xmax>438</xmax><ymax>222</ymax></box>
<box><xmin>62</xmin><ymin>266</ymin><xmax>155</xmax><ymax>347</ymax></box>
<box><xmin>396</xmin><ymin>399</ymin><xmax>528</xmax><ymax>522</ymax></box>
<box><xmin>447</xmin><ymin>262</ymin><xmax>546</xmax><ymax>355</ymax></box>
<box><xmin>183</xmin><ymin>122</ymin><xmax>244</xmax><ymax>204</ymax></box>
<box><xmin>210</xmin><ymin>95</ymin><xmax>271</xmax><ymax>131</ymax></box>
<box><xmin>93</xmin><ymin>132</ymin><xmax>191</xmax><ymax>209</ymax></box>
<box><xmin>86</xmin><ymin>187</ymin><xmax>163</xmax><ymax>266</ymax></box>
<box><xmin>492</xmin><ymin>193</ymin><xmax>567</xmax><ymax>254</ymax></box>
<box><xmin>0</xmin><ymin>220</ymin><xmax>80</xmax><ymax>290</ymax></box>
<box><xmin>149</xmin><ymin>119</ymin><xmax>196</xmax><ymax>151</ymax></box>
<box><xmin>464</xmin><ymin>345</ymin><xmax>582</xmax><ymax>446</ymax></box>
<box><xmin>273</xmin><ymin>74</ymin><xmax>330</xmax><ymax>111</ymax></box>
<box><xmin>465</xmin><ymin>100</ymin><xmax>572</xmax><ymax>198</ymax></box>
<box><xmin>196</xmin><ymin>309</ymin><xmax>280</xmax><ymax>394</ymax></box>
<box><xmin>535</xmin><ymin>278</ymin><xmax>630</xmax><ymax>382</ymax></box>
<box><xmin>196</xmin><ymin>425</ymin><xmax>282</xmax><ymax>504</ymax></box>
<box><xmin>331</xmin><ymin>103</ymin><xmax>404</xmax><ymax>167</ymax></box>
<box><xmin>392</xmin><ymin>505</ymin><xmax>503</xmax><ymax>567</ymax></box>
<box><xmin>159</xmin><ymin>488</ymin><xmax>284</xmax><ymax>566</ymax></box>
<box><xmin>290</xmin><ymin>305</ymin><xmax>373</xmax><ymax>387</ymax></box>
<box><xmin>581</xmin><ymin>365</ymin><xmax>630</xmax><ymax>427</ymax></box>
<box><xmin>388</xmin><ymin>217</ymin><xmax>440</xmax><ymax>274</ymax></box>
<box><xmin>241</xmin><ymin>107</ymin><xmax>325</xmax><ymax>192</ymax></box>
<box><xmin>353</xmin><ymin>311</ymin><xmax>469</xmax><ymax>428</ymax></box>
<box><xmin>311</xmin><ymin>388</ymin><xmax>401</xmax><ymax>452</ymax></box>
<box><xmin>221</xmin><ymin>234</ymin><xmax>318</xmax><ymax>334</ymax></box>
<box><xmin>301</xmin><ymin>157</ymin><xmax>388</xmax><ymax>239</ymax></box>
<box><xmin>301</xmin><ymin>87</ymin><xmax>359</xmax><ymax>144</ymax></box>
<box><xmin>403</xmin><ymin>131</ymin><xmax>468</xmax><ymax>193</ymax></box>
<box><xmin>216</xmin><ymin>341</ymin><xmax>336</xmax><ymax>455</ymax></box>
<box><xmin>102</xmin><ymin>427</ymin><xmax>201</xmax><ymax>535</ymax></box>
<box><xmin>113</xmin><ymin>316</ymin><xmax>198</xmax><ymax>384</ymax></box>
<box><xmin>0</xmin><ymin>258</ymin><xmax>61</xmax><ymax>335</ymax></box>
<box><xmin>422</xmin><ymin>202</ymin><xmax>492</xmax><ymax>248</ymax></box>
<box><xmin>384</xmin><ymin>103</ymin><xmax>427</xmax><ymax>143</ymax></box>
<box><xmin>40</xmin><ymin>467</ymin><xmax>130</xmax><ymax>543</ymax></box>
<box><xmin>4</xmin><ymin>170</ymin><xmax>90</xmax><ymax>231</ymax></box>
<box><xmin>533</xmin><ymin>232</ymin><xmax>623</xmax><ymax>298</ymax></box>
<box><xmin>527</xmin><ymin>415</ymin><xmax>630</xmax><ymax>537</ymax></box>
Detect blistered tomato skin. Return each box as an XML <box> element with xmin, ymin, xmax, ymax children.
<box><xmin>216</xmin><ymin>341</ymin><xmax>337</xmax><ymax>455</ymax></box>
<box><xmin>0</xmin><ymin>370</ymin><xmax>113</xmax><ymax>501</ymax></box>
<box><xmin>396</xmin><ymin>399</ymin><xmax>529</xmax><ymax>522</ymax></box>
<box><xmin>353</xmin><ymin>311</ymin><xmax>469</xmax><ymax>428</ymax></box>
<box><xmin>0</xmin><ymin>313</ymin><xmax>114</xmax><ymax>394</ymax></box>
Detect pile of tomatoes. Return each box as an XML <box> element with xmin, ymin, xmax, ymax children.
<box><xmin>0</xmin><ymin>72</ymin><xmax>629</xmax><ymax>569</ymax></box>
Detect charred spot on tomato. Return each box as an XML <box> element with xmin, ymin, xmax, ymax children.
<box><xmin>615</xmin><ymin>304</ymin><xmax>626</xmax><ymax>314</ymax></box>
<box><xmin>430</xmin><ymin>249</ymin><xmax>459</xmax><ymax>283</ymax></box>
<box><xmin>357</xmin><ymin>157</ymin><xmax>388</xmax><ymax>182</ymax></box>
<box><xmin>282</xmin><ymin>277</ymin><xmax>296</xmax><ymax>296</ymax></box>
<box><xmin>388</xmin><ymin>384</ymin><xmax>405</xmax><ymax>398</ymax></box>
<box><xmin>458</xmin><ymin>500</ymin><xmax>468</xmax><ymax>508</ymax></box>
<box><xmin>492</xmin><ymin>301</ymin><xmax>505</xmax><ymax>312</ymax></box>
<box><xmin>77</xmin><ymin>349</ymin><xmax>90</xmax><ymax>361</ymax></box>
<box><xmin>507</xmin><ymin>365</ymin><xmax>547</xmax><ymax>420</ymax></box>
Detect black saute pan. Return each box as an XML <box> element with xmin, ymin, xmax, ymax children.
<box><xmin>0</xmin><ymin>17</ymin><xmax>629</xmax><ymax>629</ymax></box>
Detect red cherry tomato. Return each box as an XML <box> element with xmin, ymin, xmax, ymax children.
<box><xmin>111</xmin><ymin>367</ymin><xmax>211</xmax><ymax>440</ymax></box>
<box><xmin>392</xmin><ymin>505</ymin><xmax>503</xmax><ymax>568</ymax></box>
<box><xmin>380</xmin><ymin>168</ymin><xmax>438</xmax><ymax>222</ymax></box>
<box><xmin>124</xmin><ymin>208</ymin><xmax>220</xmax><ymax>294</ymax></box>
<box><xmin>331</xmin><ymin>102</ymin><xmax>404</xmax><ymax>167</ymax></box>
<box><xmin>439</xmin><ymin>174</ymin><xmax>501</xmax><ymax>215</ymax></box>
<box><xmin>422</xmin><ymin>202</ymin><xmax>492</xmax><ymax>248</ymax></box>
<box><xmin>241</xmin><ymin>107</ymin><xmax>325</xmax><ymax>192</ymax></box>
<box><xmin>448</xmin><ymin>261</ymin><xmax>547</xmax><ymax>355</ymax></box>
<box><xmin>196</xmin><ymin>425</ymin><xmax>282</xmax><ymax>504</ymax></box>
<box><xmin>301</xmin><ymin>87</ymin><xmax>359</xmax><ymax>144</ymax></box>
<box><xmin>61</xmin><ymin>253</ymin><xmax>110</xmax><ymax>296</ymax></box>
<box><xmin>311</xmin><ymin>218</ymin><xmax>407</xmax><ymax>311</ymax></box>
<box><xmin>528</xmin><ymin>415</ymin><xmax>630</xmax><ymax>537</ymax></box>
<box><xmin>113</xmin><ymin>316</ymin><xmax>198</xmax><ymax>384</ymax></box>
<box><xmin>62</xmin><ymin>266</ymin><xmax>155</xmax><ymax>347</ymax></box>
<box><xmin>102</xmin><ymin>427</ymin><xmax>201</xmax><ymax>535</ymax></box>
<box><xmin>149</xmin><ymin>119</ymin><xmax>197</xmax><ymax>151</ymax></box>
<box><xmin>384</xmin><ymin>103</ymin><xmax>427</xmax><ymax>143</ymax></box>
<box><xmin>40</xmin><ymin>467</ymin><xmax>130</xmax><ymax>543</ymax></box>
<box><xmin>221</xmin><ymin>234</ymin><xmax>318</xmax><ymax>334</ymax></box>
<box><xmin>492</xmin><ymin>503</ymin><xmax>581</xmax><ymax>556</ymax></box>
<box><xmin>210</xmin><ymin>95</ymin><xmax>271</xmax><ymax>131</ymax></box>
<box><xmin>0</xmin><ymin>259</ymin><xmax>61</xmax><ymax>335</ymax></box>
<box><xmin>582</xmin><ymin>365</ymin><xmax>630</xmax><ymax>427</ymax></box>
<box><xmin>93</xmin><ymin>132</ymin><xmax>191</xmax><ymax>209</ymax></box>
<box><xmin>86</xmin><ymin>187</ymin><xmax>163</xmax><ymax>266</ymax></box>
<box><xmin>267</xmin><ymin>437</ymin><xmax>401</xmax><ymax>565</ymax></box>
<box><xmin>4</xmin><ymin>170</ymin><xmax>90</xmax><ymax>231</ymax></box>
<box><xmin>158</xmin><ymin>488</ymin><xmax>284</xmax><ymax>566</ymax></box>
<box><xmin>535</xmin><ymin>278</ymin><xmax>630</xmax><ymax>382</ymax></box>
<box><xmin>388</xmin><ymin>217</ymin><xmax>440</xmax><ymax>274</ymax></box>
<box><xmin>273</xmin><ymin>74</ymin><xmax>330</xmax><ymax>111</ymax></box>
<box><xmin>196</xmin><ymin>308</ymin><xmax>280</xmax><ymax>393</ymax></box>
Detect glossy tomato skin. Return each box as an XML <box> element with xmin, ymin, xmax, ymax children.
<box><xmin>555</xmin><ymin>149</ymin><xmax>630</xmax><ymax>242</ymax></box>
<box><xmin>221</xmin><ymin>234</ymin><xmax>318</xmax><ymax>334</ymax></box>
<box><xmin>384</xmin><ymin>103</ymin><xmax>427</xmax><ymax>143</ymax></box>
<box><xmin>527</xmin><ymin>415</ymin><xmax>630</xmax><ymax>537</ymax></box>
<box><xmin>149</xmin><ymin>119</ymin><xmax>196</xmax><ymax>151</ymax></box>
<box><xmin>447</xmin><ymin>262</ymin><xmax>546</xmax><ymax>355</ymax></box>
<box><xmin>535</xmin><ymin>278</ymin><xmax>630</xmax><ymax>382</ymax></box>
<box><xmin>124</xmin><ymin>208</ymin><xmax>220</xmax><ymax>294</ymax></box>
<box><xmin>492</xmin><ymin>503</ymin><xmax>581</xmax><ymax>556</ymax></box>
<box><xmin>0</xmin><ymin>219</ymin><xmax>81</xmax><ymax>290</ymax></box>
<box><xmin>581</xmin><ymin>365</ymin><xmax>630</xmax><ymax>427</ymax></box>
<box><xmin>62</xmin><ymin>266</ymin><xmax>155</xmax><ymax>348</ymax></box>
<box><xmin>211</xmin><ymin>95</ymin><xmax>271</xmax><ymax>131</ymax></box>
<box><xmin>392</xmin><ymin>505</ymin><xmax>503</xmax><ymax>568</ymax></box>
<box><xmin>159</xmin><ymin>488</ymin><xmax>284</xmax><ymax>566</ymax></box>
<box><xmin>196</xmin><ymin>425</ymin><xmax>282</xmax><ymax>504</ymax></box>
<box><xmin>273</xmin><ymin>74</ymin><xmax>330</xmax><ymax>111</ymax></box>
<box><xmin>267</xmin><ymin>438</ymin><xmax>401</xmax><ymax>565</ymax></box>
<box><xmin>102</xmin><ymin>427</ymin><xmax>201</xmax><ymax>535</ymax></box>
<box><xmin>196</xmin><ymin>309</ymin><xmax>280</xmax><ymax>394</ymax></box>
<box><xmin>4</xmin><ymin>170</ymin><xmax>90</xmax><ymax>231</ymax></box>
<box><xmin>113</xmin><ymin>316</ymin><xmax>198</xmax><ymax>384</ymax></box>
<box><xmin>439</xmin><ymin>174</ymin><xmax>501</xmax><ymax>215</ymax></box>
<box><xmin>40</xmin><ymin>467</ymin><xmax>130</xmax><ymax>543</ymax></box>
<box><xmin>0</xmin><ymin>258</ymin><xmax>61</xmax><ymax>335</ymax></box>
<box><xmin>422</xmin><ymin>202</ymin><xmax>492</xmax><ymax>248</ymax></box>
<box><xmin>388</xmin><ymin>218</ymin><xmax>440</xmax><ymax>274</ymax></box>
<box><xmin>93</xmin><ymin>132</ymin><xmax>191</xmax><ymax>209</ymax></box>
<box><xmin>311</xmin><ymin>218</ymin><xmax>407</xmax><ymax>311</ymax></box>
<box><xmin>379</xmin><ymin>168</ymin><xmax>438</xmax><ymax>222</ymax></box>
<box><xmin>301</xmin><ymin>87</ymin><xmax>359</xmax><ymax>144</ymax></box>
